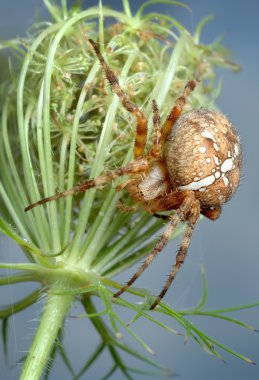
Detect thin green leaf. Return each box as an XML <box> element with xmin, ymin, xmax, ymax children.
<box><xmin>0</xmin><ymin>289</ymin><xmax>41</xmax><ymax>318</ymax></box>
<box><xmin>193</xmin><ymin>265</ymin><xmax>208</xmax><ymax>311</ymax></box>
<box><xmin>114</xmin><ymin>313</ymin><xmax>155</xmax><ymax>355</ymax></box>
<box><xmin>100</xmin><ymin>365</ymin><xmax>118</xmax><ymax>380</ymax></box>
<box><xmin>0</xmin><ymin>218</ymin><xmax>41</xmax><ymax>256</ymax></box>
<box><xmin>100</xmin><ymin>286</ymin><xmax>121</xmax><ymax>338</ymax></box>
<box><xmin>59</xmin><ymin>344</ymin><xmax>77</xmax><ymax>377</ymax></box>
<box><xmin>126</xmin><ymin>365</ymin><xmax>173</xmax><ymax>377</ymax></box>
<box><xmin>75</xmin><ymin>343</ymin><xmax>105</xmax><ymax>379</ymax></box>
<box><xmin>202</xmin><ymin>331</ymin><xmax>256</xmax><ymax>365</ymax></box>
<box><xmin>116</xmin><ymin>296</ymin><xmax>180</xmax><ymax>335</ymax></box>
<box><xmin>0</xmin><ymin>262</ymin><xmax>41</xmax><ymax>271</ymax></box>
<box><xmin>203</xmin><ymin>302</ymin><xmax>259</xmax><ymax>314</ymax></box>
<box><xmin>122</xmin><ymin>0</ymin><xmax>132</xmax><ymax>17</ymax></box>
<box><xmin>0</xmin><ymin>273</ymin><xmax>37</xmax><ymax>285</ymax></box>
<box><xmin>114</xmin><ymin>339</ymin><xmax>167</xmax><ymax>371</ymax></box>
<box><xmin>194</xmin><ymin>15</ymin><xmax>214</xmax><ymax>44</ymax></box>
<box><xmin>136</xmin><ymin>0</ymin><xmax>191</xmax><ymax>18</ymax></box>
<box><xmin>184</xmin><ymin>311</ymin><xmax>257</xmax><ymax>331</ymax></box>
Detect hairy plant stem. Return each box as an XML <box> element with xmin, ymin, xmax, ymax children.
<box><xmin>20</xmin><ymin>293</ymin><xmax>74</xmax><ymax>380</ymax></box>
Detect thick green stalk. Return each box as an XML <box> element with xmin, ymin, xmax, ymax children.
<box><xmin>20</xmin><ymin>293</ymin><xmax>74</xmax><ymax>380</ymax></box>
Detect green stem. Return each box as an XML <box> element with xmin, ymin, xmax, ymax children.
<box><xmin>122</xmin><ymin>0</ymin><xmax>132</xmax><ymax>17</ymax></box>
<box><xmin>20</xmin><ymin>293</ymin><xmax>74</xmax><ymax>380</ymax></box>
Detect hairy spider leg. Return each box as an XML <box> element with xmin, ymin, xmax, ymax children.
<box><xmin>24</xmin><ymin>159</ymin><xmax>148</xmax><ymax>212</ymax></box>
<box><xmin>150</xmin><ymin>199</ymin><xmax>200</xmax><ymax>310</ymax></box>
<box><xmin>113</xmin><ymin>191</ymin><xmax>195</xmax><ymax>306</ymax></box>
<box><xmin>149</xmin><ymin>99</ymin><xmax>162</xmax><ymax>158</ymax></box>
<box><xmin>116</xmin><ymin>201</ymin><xmax>140</xmax><ymax>213</ymax></box>
<box><xmin>143</xmin><ymin>189</ymin><xmax>190</xmax><ymax>214</ymax></box>
<box><xmin>88</xmin><ymin>39</ymin><xmax>148</xmax><ymax>159</ymax></box>
<box><xmin>113</xmin><ymin>213</ymin><xmax>183</xmax><ymax>299</ymax></box>
<box><xmin>160</xmin><ymin>80</ymin><xmax>197</xmax><ymax>148</ymax></box>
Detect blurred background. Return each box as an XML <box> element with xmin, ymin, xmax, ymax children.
<box><xmin>0</xmin><ymin>1</ymin><xmax>259</xmax><ymax>379</ymax></box>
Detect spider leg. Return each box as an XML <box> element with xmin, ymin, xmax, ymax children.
<box><xmin>113</xmin><ymin>192</ymin><xmax>195</xmax><ymax>299</ymax></box>
<box><xmin>150</xmin><ymin>199</ymin><xmax>200</xmax><ymax>310</ymax></box>
<box><xmin>160</xmin><ymin>80</ymin><xmax>197</xmax><ymax>146</ymax></box>
<box><xmin>144</xmin><ymin>190</ymin><xmax>190</xmax><ymax>214</ymax></box>
<box><xmin>117</xmin><ymin>201</ymin><xmax>140</xmax><ymax>213</ymax></box>
<box><xmin>149</xmin><ymin>99</ymin><xmax>162</xmax><ymax>158</ymax></box>
<box><xmin>113</xmin><ymin>213</ymin><xmax>182</xmax><ymax>299</ymax></box>
<box><xmin>25</xmin><ymin>158</ymin><xmax>148</xmax><ymax>212</ymax></box>
<box><xmin>88</xmin><ymin>39</ymin><xmax>148</xmax><ymax>159</ymax></box>
<box><xmin>116</xmin><ymin>178</ymin><xmax>137</xmax><ymax>192</ymax></box>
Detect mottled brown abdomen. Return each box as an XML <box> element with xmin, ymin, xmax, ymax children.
<box><xmin>164</xmin><ymin>109</ymin><xmax>242</xmax><ymax>207</ymax></box>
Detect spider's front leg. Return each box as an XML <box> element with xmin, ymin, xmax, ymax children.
<box><xmin>149</xmin><ymin>99</ymin><xmax>161</xmax><ymax>158</ymax></box>
<box><xmin>88</xmin><ymin>38</ymin><xmax>148</xmax><ymax>159</ymax></box>
<box><xmin>25</xmin><ymin>159</ymin><xmax>148</xmax><ymax>211</ymax></box>
<box><xmin>160</xmin><ymin>80</ymin><xmax>197</xmax><ymax>146</ymax></box>
<box><xmin>147</xmin><ymin>81</ymin><xmax>198</xmax><ymax>160</ymax></box>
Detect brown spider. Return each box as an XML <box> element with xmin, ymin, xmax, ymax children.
<box><xmin>25</xmin><ymin>39</ymin><xmax>242</xmax><ymax>310</ymax></box>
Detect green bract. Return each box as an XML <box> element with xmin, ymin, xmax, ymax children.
<box><xmin>0</xmin><ymin>1</ymin><xmax>257</xmax><ymax>379</ymax></box>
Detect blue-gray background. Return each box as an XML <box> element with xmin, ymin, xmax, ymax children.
<box><xmin>0</xmin><ymin>1</ymin><xmax>258</xmax><ymax>379</ymax></box>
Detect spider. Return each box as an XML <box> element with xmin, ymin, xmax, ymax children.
<box><xmin>25</xmin><ymin>39</ymin><xmax>242</xmax><ymax>310</ymax></box>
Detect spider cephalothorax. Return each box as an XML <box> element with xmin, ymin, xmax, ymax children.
<box><xmin>25</xmin><ymin>39</ymin><xmax>242</xmax><ymax>310</ymax></box>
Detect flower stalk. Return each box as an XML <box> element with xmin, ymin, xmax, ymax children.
<box><xmin>0</xmin><ymin>0</ymin><xmax>257</xmax><ymax>378</ymax></box>
<box><xmin>20</xmin><ymin>294</ymin><xmax>73</xmax><ymax>380</ymax></box>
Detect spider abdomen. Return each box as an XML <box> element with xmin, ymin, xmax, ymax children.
<box><xmin>164</xmin><ymin>109</ymin><xmax>242</xmax><ymax>207</ymax></box>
